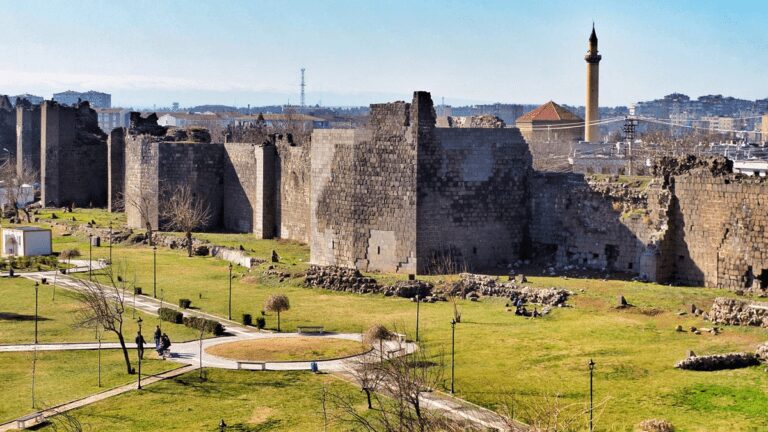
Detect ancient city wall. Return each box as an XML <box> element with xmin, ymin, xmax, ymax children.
<box><xmin>16</xmin><ymin>102</ymin><xmax>41</xmax><ymax>177</ymax></box>
<box><xmin>275</xmin><ymin>138</ymin><xmax>311</xmax><ymax>243</ymax></box>
<box><xmin>40</xmin><ymin>101</ymin><xmax>107</xmax><ymax>207</ymax></box>
<box><xmin>528</xmin><ymin>173</ymin><xmax>669</xmax><ymax>279</ymax></box>
<box><xmin>125</xmin><ymin>136</ymin><xmax>224</xmax><ymax>231</ymax></box>
<box><xmin>668</xmin><ymin>172</ymin><xmax>768</xmax><ymax>290</ymax></box>
<box><xmin>417</xmin><ymin>127</ymin><xmax>531</xmax><ymax>273</ymax></box>
<box><xmin>107</xmin><ymin>128</ymin><xmax>125</xmax><ymax>212</ymax></box>
<box><xmin>222</xmin><ymin>142</ymin><xmax>259</xmax><ymax>234</ymax></box>
<box><xmin>0</xmin><ymin>103</ymin><xmax>15</xmax><ymax>159</ymax></box>
<box><xmin>124</xmin><ymin>134</ymin><xmax>160</xmax><ymax>230</ymax></box>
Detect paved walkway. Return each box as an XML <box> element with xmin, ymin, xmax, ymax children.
<box><xmin>0</xmin><ymin>333</ymin><xmax>417</xmax><ymax>373</ymax></box>
<box><xmin>0</xmin><ymin>365</ymin><xmax>197</xmax><ymax>432</ymax></box>
<box><xmin>1</xmin><ymin>260</ymin><xmax>515</xmax><ymax>431</ymax></box>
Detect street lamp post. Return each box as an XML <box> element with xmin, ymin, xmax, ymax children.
<box><xmin>228</xmin><ymin>263</ymin><xmax>233</xmax><ymax>321</ymax></box>
<box><xmin>88</xmin><ymin>234</ymin><xmax>93</xmax><ymax>280</ymax></box>
<box><xmin>97</xmin><ymin>326</ymin><xmax>102</xmax><ymax>387</ymax></box>
<box><xmin>159</xmin><ymin>288</ymin><xmax>164</xmax><ymax>331</ymax></box>
<box><xmin>588</xmin><ymin>359</ymin><xmax>595</xmax><ymax>432</ymax></box>
<box><xmin>137</xmin><ymin>317</ymin><xmax>143</xmax><ymax>389</ymax></box>
<box><xmin>108</xmin><ymin>221</ymin><xmax>113</xmax><ymax>264</ymax></box>
<box><xmin>450</xmin><ymin>318</ymin><xmax>456</xmax><ymax>394</ymax></box>
<box><xmin>34</xmin><ymin>282</ymin><xmax>39</xmax><ymax>344</ymax></box>
<box><xmin>152</xmin><ymin>245</ymin><xmax>157</xmax><ymax>298</ymax></box>
<box><xmin>415</xmin><ymin>294</ymin><xmax>420</xmax><ymax>342</ymax></box>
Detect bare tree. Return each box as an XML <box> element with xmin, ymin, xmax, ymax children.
<box><xmin>123</xmin><ymin>185</ymin><xmax>156</xmax><ymax>245</ymax></box>
<box><xmin>264</xmin><ymin>294</ymin><xmax>290</xmax><ymax>332</ymax></box>
<box><xmin>496</xmin><ymin>391</ymin><xmax>611</xmax><ymax>432</ymax></box>
<box><xmin>159</xmin><ymin>183</ymin><xmax>211</xmax><ymax>257</ymax></box>
<box><xmin>327</xmin><ymin>340</ymin><xmax>459</xmax><ymax>432</ymax></box>
<box><xmin>348</xmin><ymin>351</ymin><xmax>385</xmax><ymax>410</ymax></box>
<box><xmin>364</xmin><ymin>324</ymin><xmax>394</xmax><ymax>362</ymax></box>
<box><xmin>0</xmin><ymin>156</ymin><xmax>38</xmax><ymax>223</ymax></box>
<box><xmin>73</xmin><ymin>263</ymin><xmax>134</xmax><ymax>374</ymax></box>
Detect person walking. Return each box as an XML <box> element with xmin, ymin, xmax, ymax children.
<box><xmin>153</xmin><ymin>325</ymin><xmax>162</xmax><ymax>350</ymax></box>
<box><xmin>135</xmin><ymin>331</ymin><xmax>146</xmax><ymax>360</ymax></box>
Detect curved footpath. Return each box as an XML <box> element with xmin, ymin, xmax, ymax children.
<box><xmin>0</xmin><ymin>260</ymin><xmax>516</xmax><ymax>431</ymax></box>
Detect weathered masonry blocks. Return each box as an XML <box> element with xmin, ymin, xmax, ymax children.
<box><xmin>311</xmin><ymin>92</ymin><xmax>532</xmax><ymax>274</ymax></box>
<box><xmin>41</xmin><ymin>101</ymin><xmax>108</xmax><ymax>207</ymax></box>
<box><xmin>124</xmin><ymin>116</ymin><xmax>311</xmax><ymax>242</ymax></box>
<box><xmin>113</xmin><ymin>92</ymin><xmax>767</xmax><ymax>292</ymax></box>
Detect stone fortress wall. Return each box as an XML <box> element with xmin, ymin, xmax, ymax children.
<box><xmin>5</xmin><ymin>92</ymin><xmax>767</xmax><ymax>292</ymax></box>
<box><xmin>665</xmin><ymin>166</ymin><xmax>768</xmax><ymax>290</ymax></box>
<box><xmin>40</xmin><ymin>101</ymin><xmax>107</xmax><ymax>207</ymax></box>
<box><xmin>16</xmin><ymin>101</ymin><xmax>41</xmax><ymax>177</ymax></box>
<box><xmin>310</xmin><ymin>100</ymin><xmax>418</xmax><ymax>273</ymax></box>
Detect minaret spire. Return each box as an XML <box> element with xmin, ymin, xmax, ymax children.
<box><xmin>584</xmin><ymin>23</ymin><xmax>602</xmax><ymax>142</ymax></box>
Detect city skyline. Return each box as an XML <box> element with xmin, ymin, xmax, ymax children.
<box><xmin>1</xmin><ymin>0</ymin><xmax>767</xmax><ymax>107</ymax></box>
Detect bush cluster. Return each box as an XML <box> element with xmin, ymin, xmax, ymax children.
<box><xmin>255</xmin><ymin>317</ymin><xmax>266</xmax><ymax>330</ymax></box>
<box><xmin>242</xmin><ymin>314</ymin><xmax>252</xmax><ymax>326</ymax></box>
<box><xmin>183</xmin><ymin>316</ymin><xmax>225</xmax><ymax>336</ymax></box>
<box><xmin>179</xmin><ymin>298</ymin><xmax>192</xmax><ymax>309</ymax></box>
<box><xmin>158</xmin><ymin>307</ymin><xmax>183</xmax><ymax>324</ymax></box>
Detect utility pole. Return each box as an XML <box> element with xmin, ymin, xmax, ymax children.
<box><xmin>450</xmin><ymin>319</ymin><xmax>456</xmax><ymax>394</ymax></box>
<box><xmin>228</xmin><ymin>263</ymin><xmax>233</xmax><ymax>321</ymax></box>
<box><xmin>623</xmin><ymin>106</ymin><xmax>637</xmax><ymax>176</ymax></box>
<box><xmin>300</xmin><ymin>68</ymin><xmax>306</xmax><ymax>108</ymax></box>
<box><xmin>589</xmin><ymin>359</ymin><xmax>595</xmax><ymax>432</ymax></box>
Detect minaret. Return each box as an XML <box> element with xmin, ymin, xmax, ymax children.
<box><xmin>584</xmin><ymin>23</ymin><xmax>602</xmax><ymax>142</ymax></box>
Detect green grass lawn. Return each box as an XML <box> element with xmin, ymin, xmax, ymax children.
<box><xmin>0</xmin><ymin>350</ymin><xmax>179</xmax><ymax>424</ymax></box>
<box><xmin>37</xmin><ymin>369</ymin><xmax>366</xmax><ymax>432</ymax></box>
<box><xmin>0</xmin><ymin>276</ymin><xmax>202</xmax><ymax>344</ymax></box>
<box><xmin>5</xmin><ymin>223</ymin><xmax>768</xmax><ymax>431</ymax></box>
<box><xmin>63</xmin><ymin>237</ymin><xmax>768</xmax><ymax>431</ymax></box>
<box><xmin>34</xmin><ymin>208</ymin><xmax>126</xmax><ymax>229</ymax></box>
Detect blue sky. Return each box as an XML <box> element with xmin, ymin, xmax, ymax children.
<box><xmin>0</xmin><ymin>0</ymin><xmax>766</xmax><ymax>108</ymax></box>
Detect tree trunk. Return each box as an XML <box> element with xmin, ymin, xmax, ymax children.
<box><xmin>186</xmin><ymin>231</ymin><xmax>193</xmax><ymax>257</ymax></box>
<box><xmin>364</xmin><ymin>389</ymin><xmax>372</xmax><ymax>409</ymax></box>
<box><xmin>145</xmin><ymin>223</ymin><xmax>153</xmax><ymax>246</ymax></box>
<box><xmin>115</xmin><ymin>331</ymin><xmax>134</xmax><ymax>374</ymax></box>
<box><xmin>277</xmin><ymin>311</ymin><xmax>281</xmax><ymax>332</ymax></box>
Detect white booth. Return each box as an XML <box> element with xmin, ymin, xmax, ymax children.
<box><xmin>1</xmin><ymin>227</ymin><xmax>52</xmax><ymax>257</ymax></box>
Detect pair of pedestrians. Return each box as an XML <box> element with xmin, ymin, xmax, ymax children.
<box><xmin>135</xmin><ymin>325</ymin><xmax>172</xmax><ymax>359</ymax></box>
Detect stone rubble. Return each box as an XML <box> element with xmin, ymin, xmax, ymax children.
<box><xmin>303</xmin><ymin>265</ymin><xmax>435</xmax><ymax>299</ymax></box>
<box><xmin>675</xmin><ymin>352</ymin><xmax>759</xmax><ymax>371</ymax></box>
<box><xmin>706</xmin><ymin>297</ymin><xmax>768</xmax><ymax>327</ymax></box>
<box><xmin>446</xmin><ymin>273</ymin><xmax>570</xmax><ymax>307</ymax></box>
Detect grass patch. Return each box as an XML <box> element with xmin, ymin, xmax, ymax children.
<box><xmin>206</xmin><ymin>337</ymin><xmax>367</xmax><ymax>362</ymax></box>
<box><xmin>7</xmin><ymin>225</ymin><xmax>768</xmax><ymax>430</ymax></box>
<box><xmin>37</xmin><ymin>369</ymin><xmax>366</xmax><ymax>431</ymax></box>
<box><xmin>0</xmin><ymin>350</ymin><xmax>177</xmax><ymax>423</ymax></box>
<box><xmin>0</xmin><ymin>276</ymin><xmax>202</xmax><ymax>344</ymax></box>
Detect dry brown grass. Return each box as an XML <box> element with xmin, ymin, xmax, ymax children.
<box><xmin>206</xmin><ymin>337</ymin><xmax>368</xmax><ymax>361</ymax></box>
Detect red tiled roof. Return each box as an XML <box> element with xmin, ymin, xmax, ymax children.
<box><xmin>516</xmin><ymin>101</ymin><xmax>582</xmax><ymax>122</ymax></box>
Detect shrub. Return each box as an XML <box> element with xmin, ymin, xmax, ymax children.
<box><xmin>158</xmin><ymin>307</ymin><xmax>183</xmax><ymax>324</ymax></box>
<box><xmin>183</xmin><ymin>316</ymin><xmax>224</xmax><ymax>336</ymax></box>
<box><xmin>255</xmin><ymin>317</ymin><xmax>266</xmax><ymax>330</ymax></box>
<box><xmin>638</xmin><ymin>419</ymin><xmax>675</xmax><ymax>432</ymax></box>
<box><xmin>242</xmin><ymin>314</ymin><xmax>252</xmax><ymax>326</ymax></box>
<box><xmin>134</xmin><ymin>287</ymin><xmax>142</xmax><ymax>295</ymax></box>
<box><xmin>179</xmin><ymin>298</ymin><xmax>192</xmax><ymax>309</ymax></box>
<box><xmin>60</xmin><ymin>249</ymin><xmax>81</xmax><ymax>260</ymax></box>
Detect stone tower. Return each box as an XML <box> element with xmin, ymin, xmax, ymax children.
<box><xmin>584</xmin><ymin>24</ymin><xmax>602</xmax><ymax>143</ymax></box>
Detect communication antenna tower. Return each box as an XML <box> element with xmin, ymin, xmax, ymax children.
<box><xmin>300</xmin><ymin>68</ymin><xmax>306</xmax><ymax>108</ymax></box>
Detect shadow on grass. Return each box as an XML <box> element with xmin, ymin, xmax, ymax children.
<box><xmin>0</xmin><ymin>312</ymin><xmax>52</xmax><ymax>321</ymax></box>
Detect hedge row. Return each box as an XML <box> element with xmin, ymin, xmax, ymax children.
<box><xmin>157</xmin><ymin>307</ymin><xmax>224</xmax><ymax>335</ymax></box>
<box><xmin>183</xmin><ymin>316</ymin><xmax>225</xmax><ymax>336</ymax></box>
<box><xmin>158</xmin><ymin>307</ymin><xmax>183</xmax><ymax>324</ymax></box>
